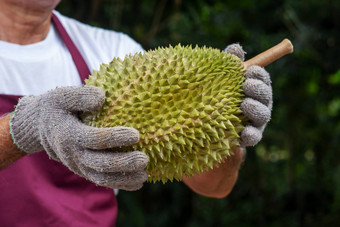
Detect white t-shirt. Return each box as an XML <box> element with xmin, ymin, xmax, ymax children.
<box><xmin>0</xmin><ymin>10</ymin><xmax>144</xmax><ymax>96</ymax></box>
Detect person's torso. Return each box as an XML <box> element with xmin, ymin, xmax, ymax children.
<box><xmin>0</xmin><ymin>11</ymin><xmax>143</xmax><ymax>226</ymax></box>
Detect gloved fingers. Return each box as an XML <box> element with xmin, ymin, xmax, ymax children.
<box><xmin>243</xmin><ymin>78</ymin><xmax>272</xmax><ymax>106</ymax></box>
<box><xmin>48</xmin><ymin>86</ymin><xmax>106</xmax><ymax>112</ymax></box>
<box><xmin>267</xmin><ymin>99</ymin><xmax>273</xmax><ymax>111</ymax></box>
<box><xmin>225</xmin><ymin>44</ymin><xmax>273</xmax><ymax>148</ymax></box>
<box><xmin>240</xmin><ymin>125</ymin><xmax>264</xmax><ymax>147</ymax></box>
<box><xmin>224</xmin><ymin>43</ymin><xmax>246</xmax><ymax>61</ymax></box>
<box><xmin>72</xmin><ymin>121</ymin><xmax>140</xmax><ymax>149</ymax></box>
<box><xmin>245</xmin><ymin>66</ymin><xmax>271</xmax><ymax>86</ymax></box>
<box><xmin>108</xmin><ymin>182</ymin><xmax>145</xmax><ymax>191</ymax></box>
<box><xmin>241</xmin><ymin>98</ymin><xmax>271</xmax><ymax>127</ymax></box>
<box><xmin>225</xmin><ymin>45</ymin><xmax>272</xmax><ymax>86</ymax></box>
<box><xmin>83</xmin><ymin>167</ymin><xmax>148</xmax><ymax>190</ymax></box>
<box><xmin>78</xmin><ymin>150</ymin><xmax>149</xmax><ymax>173</ymax></box>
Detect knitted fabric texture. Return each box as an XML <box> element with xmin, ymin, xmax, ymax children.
<box><xmin>225</xmin><ymin>44</ymin><xmax>272</xmax><ymax>147</ymax></box>
<box><xmin>9</xmin><ymin>86</ymin><xmax>149</xmax><ymax>191</ymax></box>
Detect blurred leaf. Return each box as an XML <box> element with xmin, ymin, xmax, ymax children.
<box><xmin>328</xmin><ymin>69</ymin><xmax>340</xmax><ymax>84</ymax></box>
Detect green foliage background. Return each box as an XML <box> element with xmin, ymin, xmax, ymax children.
<box><xmin>57</xmin><ymin>0</ymin><xmax>340</xmax><ymax>226</ymax></box>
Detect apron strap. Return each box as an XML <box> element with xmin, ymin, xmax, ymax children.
<box><xmin>51</xmin><ymin>13</ymin><xmax>91</xmax><ymax>83</ymax></box>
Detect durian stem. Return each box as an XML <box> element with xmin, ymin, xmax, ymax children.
<box><xmin>243</xmin><ymin>39</ymin><xmax>294</xmax><ymax>70</ymax></box>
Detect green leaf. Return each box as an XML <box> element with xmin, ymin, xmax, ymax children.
<box><xmin>328</xmin><ymin>69</ymin><xmax>340</xmax><ymax>84</ymax></box>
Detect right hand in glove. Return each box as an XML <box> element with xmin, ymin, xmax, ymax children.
<box><xmin>9</xmin><ymin>86</ymin><xmax>149</xmax><ymax>191</ymax></box>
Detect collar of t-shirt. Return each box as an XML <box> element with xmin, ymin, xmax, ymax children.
<box><xmin>0</xmin><ymin>23</ymin><xmax>60</xmax><ymax>61</ymax></box>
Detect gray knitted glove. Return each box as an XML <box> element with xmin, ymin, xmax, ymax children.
<box><xmin>9</xmin><ymin>86</ymin><xmax>148</xmax><ymax>191</ymax></box>
<box><xmin>225</xmin><ymin>44</ymin><xmax>273</xmax><ymax>147</ymax></box>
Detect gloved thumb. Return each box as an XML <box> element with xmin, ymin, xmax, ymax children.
<box><xmin>224</xmin><ymin>43</ymin><xmax>246</xmax><ymax>62</ymax></box>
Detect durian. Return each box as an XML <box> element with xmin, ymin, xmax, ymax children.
<box><xmin>82</xmin><ymin>40</ymin><xmax>294</xmax><ymax>183</ymax></box>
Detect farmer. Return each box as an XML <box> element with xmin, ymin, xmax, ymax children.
<box><xmin>0</xmin><ymin>0</ymin><xmax>272</xmax><ymax>225</ymax></box>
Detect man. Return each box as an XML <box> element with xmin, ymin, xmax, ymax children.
<box><xmin>0</xmin><ymin>0</ymin><xmax>272</xmax><ymax>226</ymax></box>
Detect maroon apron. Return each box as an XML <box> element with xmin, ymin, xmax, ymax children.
<box><xmin>0</xmin><ymin>13</ymin><xmax>117</xmax><ymax>226</ymax></box>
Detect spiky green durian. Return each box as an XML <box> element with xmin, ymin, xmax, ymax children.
<box><xmin>82</xmin><ymin>44</ymin><xmax>247</xmax><ymax>183</ymax></box>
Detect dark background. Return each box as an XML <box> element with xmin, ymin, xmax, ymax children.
<box><xmin>57</xmin><ymin>0</ymin><xmax>340</xmax><ymax>226</ymax></box>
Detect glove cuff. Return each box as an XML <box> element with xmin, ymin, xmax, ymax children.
<box><xmin>9</xmin><ymin>96</ymin><xmax>43</xmax><ymax>154</ymax></box>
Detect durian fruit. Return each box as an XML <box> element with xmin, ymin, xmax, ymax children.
<box><xmin>82</xmin><ymin>44</ymin><xmax>246</xmax><ymax>183</ymax></box>
<box><xmin>82</xmin><ymin>40</ymin><xmax>293</xmax><ymax>183</ymax></box>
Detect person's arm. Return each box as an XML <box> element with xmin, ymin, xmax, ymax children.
<box><xmin>183</xmin><ymin>147</ymin><xmax>244</xmax><ymax>198</ymax></box>
<box><xmin>0</xmin><ymin>115</ymin><xmax>26</xmax><ymax>170</ymax></box>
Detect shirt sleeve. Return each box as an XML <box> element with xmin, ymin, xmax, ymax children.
<box><xmin>94</xmin><ymin>28</ymin><xmax>144</xmax><ymax>60</ymax></box>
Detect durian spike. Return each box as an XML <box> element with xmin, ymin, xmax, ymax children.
<box><xmin>243</xmin><ymin>39</ymin><xmax>294</xmax><ymax>70</ymax></box>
